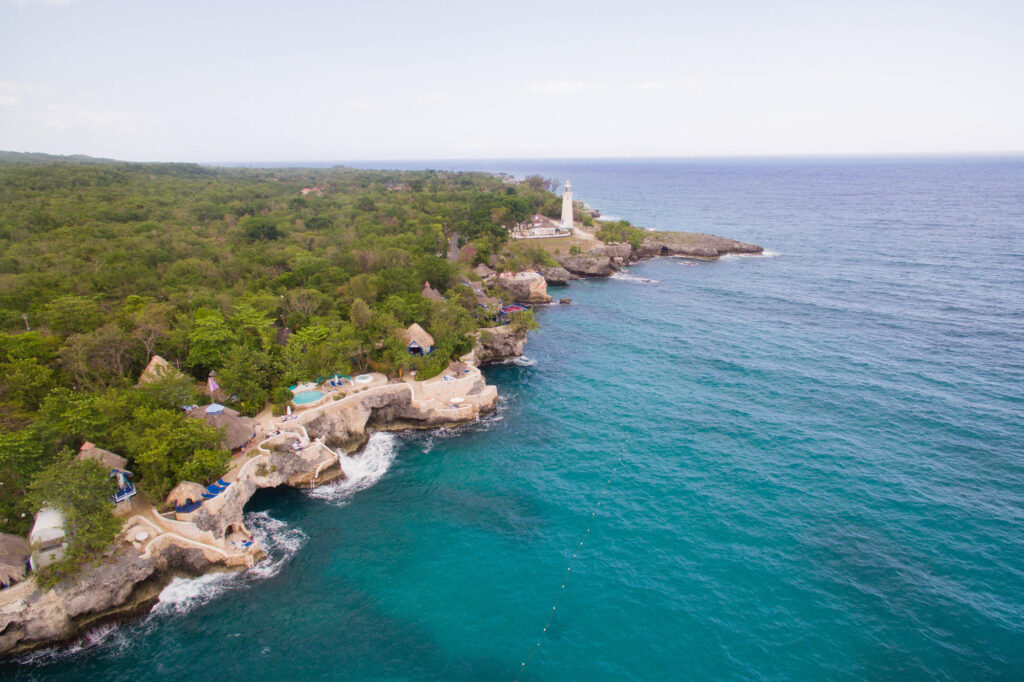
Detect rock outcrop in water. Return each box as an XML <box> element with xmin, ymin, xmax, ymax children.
<box><xmin>471</xmin><ymin>324</ymin><xmax>530</xmax><ymax>365</ymax></box>
<box><xmin>537</xmin><ymin>265</ymin><xmax>574</xmax><ymax>285</ymax></box>
<box><xmin>638</xmin><ymin>231</ymin><xmax>762</xmax><ymax>260</ymax></box>
<box><xmin>556</xmin><ymin>254</ymin><xmax>616</xmax><ymax>277</ymax></box>
<box><xmin>493</xmin><ymin>271</ymin><xmax>551</xmax><ymax>303</ymax></box>
<box><xmin>556</xmin><ymin>231</ymin><xmax>762</xmax><ymax>278</ymax></box>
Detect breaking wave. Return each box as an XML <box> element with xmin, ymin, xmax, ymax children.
<box><xmin>151</xmin><ymin>512</ymin><xmax>307</xmax><ymax>617</ymax></box>
<box><xmin>610</xmin><ymin>271</ymin><xmax>659</xmax><ymax>283</ymax></box>
<box><xmin>15</xmin><ymin>623</ymin><xmax>133</xmax><ymax>666</ymax></box>
<box><xmin>151</xmin><ymin>572</ymin><xmax>238</xmax><ymax>618</ymax></box>
<box><xmin>719</xmin><ymin>249</ymin><xmax>780</xmax><ymax>260</ymax></box>
<box><xmin>306</xmin><ymin>432</ymin><xmax>398</xmax><ymax>504</ymax></box>
<box><xmin>15</xmin><ymin>511</ymin><xmax>308</xmax><ymax>666</ymax></box>
<box><xmin>498</xmin><ymin>355</ymin><xmax>536</xmax><ymax>366</ymax></box>
<box><xmin>245</xmin><ymin>511</ymin><xmax>308</xmax><ymax>580</ymax></box>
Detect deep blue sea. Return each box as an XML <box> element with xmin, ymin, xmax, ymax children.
<box><xmin>6</xmin><ymin>158</ymin><xmax>1024</xmax><ymax>681</ymax></box>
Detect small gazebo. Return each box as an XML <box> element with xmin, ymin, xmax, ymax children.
<box><xmin>420</xmin><ymin>282</ymin><xmax>444</xmax><ymax>302</ymax></box>
<box><xmin>403</xmin><ymin>323</ymin><xmax>435</xmax><ymax>356</ymax></box>
<box><xmin>473</xmin><ymin>263</ymin><xmax>495</xmax><ymax>278</ymax></box>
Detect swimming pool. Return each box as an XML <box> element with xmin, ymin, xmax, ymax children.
<box><xmin>292</xmin><ymin>390</ymin><xmax>325</xmax><ymax>405</ymax></box>
<box><xmin>355</xmin><ymin>374</ymin><xmax>374</xmax><ymax>384</ymax></box>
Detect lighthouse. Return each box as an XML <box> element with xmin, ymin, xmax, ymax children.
<box><xmin>561</xmin><ymin>180</ymin><xmax>573</xmax><ymax>231</ymax></box>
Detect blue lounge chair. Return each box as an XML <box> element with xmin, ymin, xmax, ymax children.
<box><xmin>175</xmin><ymin>500</ymin><xmax>203</xmax><ymax>513</ymax></box>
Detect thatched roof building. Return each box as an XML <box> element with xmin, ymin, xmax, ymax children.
<box><xmin>75</xmin><ymin>442</ymin><xmax>128</xmax><ymax>471</ymax></box>
<box><xmin>476</xmin><ymin>292</ymin><xmax>501</xmax><ymax>308</ymax></box>
<box><xmin>137</xmin><ymin>355</ymin><xmax>186</xmax><ymax>385</ymax></box>
<box><xmin>420</xmin><ymin>282</ymin><xmax>444</xmax><ymax>302</ymax></box>
<box><xmin>473</xmin><ymin>263</ymin><xmax>495</xmax><ymax>278</ymax></box>
<box><xmin>402</xmin><ymin>323</ymin><xmax>435</xmax><ymax>355</ymax></box>
<box><xmin>185</xmin><ymin>404</ymin><xmax>257</xmax><ymax>451</ymax></box>
<box><xmin>0</xmin><ymin>533</ymin><xmax>30</xmax><ymax>588</ymax></box>
<box><xmin>166</xmin><ymin>481</ymin><xmax>207</xmax><ymax>507</ymax></box>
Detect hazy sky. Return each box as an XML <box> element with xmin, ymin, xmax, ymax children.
<box><xmin>1</xmin><ymin>0</ymin><xmax>1022</xmax><ymax>161</ymax></box>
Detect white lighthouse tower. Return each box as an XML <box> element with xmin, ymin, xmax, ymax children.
<box><xmin>561</xmin><ymin>180</ymin><xmax>573</xmax><ymax>231</ymax></box>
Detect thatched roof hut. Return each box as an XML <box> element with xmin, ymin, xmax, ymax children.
<box><xmin>75</xmin><ymin>442</ymin><xmax>128</xmax><ymax>471</ymax></box>
<box><xmin>185</xmin><ymin>404</ymin><xmax>257</xmax><ymax>451</ymax></box>
<box><xmin>0</xmin><ymin>533</ymin><xmax>29</xmax><ymax>587</ymax></box>
<box><xmin>137</xmin><ymin>355</ymin><xmax>186</xmax><ymax>385</ymax></box>
<box><xmin>473</xmin><ymin>263</ymin><xmax>495</xmax><ymax>278</ymax></box>
<box><xmin>476</xmin><ymin>292</ymin><xmax>501</xmax><ymax>308</ymax></box>
<box><xmin>420</xmin><ymin>282</ymin><xmax>444</xmax><ymax>302</ymax></box>
<box><xmin>402</xmin><ymin>323</ymin><xmax>435</xmax><ymax>354</ymax></box>
<box><xmin>166</xmin><ymin>481</ymin><xmax>207</xmax><ymax>507</ymax></box>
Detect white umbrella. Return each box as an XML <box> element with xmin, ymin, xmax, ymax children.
<box><xmin>286</xmin><ymin>405</ymin><xmax>292</xmax><ymax>417</ymax></box>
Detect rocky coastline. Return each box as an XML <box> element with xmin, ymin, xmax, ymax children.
<box><xmin>0</xmin><ymin>224</ymin><xmax>757</xmax><ymax>659</ymax></box>
<box><xmin>553</xmin><ymin>231</ymin><xmax>763</xmax><ymax>280</ymax></box>
<box><xmin>0</xmin><ymin>329</ymin><xmax>525</xmax><ymax>658</ymax></box>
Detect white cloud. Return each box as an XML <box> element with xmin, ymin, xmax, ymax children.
<box><xmin>526</xmin><ymin>80</ymin><xmax>599</xmax><ymax>94</ymax></box>
<box><xmin>39</xmin><ymin>102</ymin><xmax>139</xmax><ymax>132</ymax></box>
<box><xmin>4</xmin><ymin>0</ymin><xmax>75</xmax><ymax>6</ymax></box>
<box><xmin>633</xmin><ymin>81</ymin><xmax>663</xmax><ymax>90</ymax></box>
<box><xmin>415</xmin><ymin>91</ymin><xmax>448</xmax><ymax>105</ymax></box>
<box><xmin>344</xmin><ymin>97</ymin><xmax>374</xmax><ymax>110</ymax></box>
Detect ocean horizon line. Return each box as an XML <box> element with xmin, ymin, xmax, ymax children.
<box><xmin>206</xmin><ymin>151</ymin><xmax>1024</xmax><ymax>169</ymax></box>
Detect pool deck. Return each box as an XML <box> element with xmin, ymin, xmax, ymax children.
<box><xmin>290</xmin><ymin>373</ymin><xmax>389</xmax><ymax>411</ymax></box>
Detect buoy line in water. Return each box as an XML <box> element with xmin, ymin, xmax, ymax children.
<box><xmin>515</xmin><ymin>453</ymin><xmax>625</xmax><ymax>681</ymax></box>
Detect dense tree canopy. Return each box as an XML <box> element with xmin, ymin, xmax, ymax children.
<box><xmin>0</xmin><ymin>155</ymin><xmax>553</xmax><ymax>546</ymax></box>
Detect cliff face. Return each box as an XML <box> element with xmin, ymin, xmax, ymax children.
<box><xmin>1</xmin><ymin>366</ymin><xmax>501</xmax><ymax>659</ymax></box>
<box><xmin>537</xmin><ymin>265</ymin><xmax>574</xmax><ymax>285</ymax></box>
<box><xmin>0</xmin><ymin>545</ymin><xmax>208</xmax><ymax>656</ymax></box>
<box><xmin>557</xmin><ymin>254</ymin><xmax>616</xmax><ymax>277</ymax></box>
<box><xmin>474</xmin><ymin>324</ymin><xmax>529</xmax><ymax>364</ymax></box>
<box><xmin>493</xmin><ymin>272</ymin><xmax>551</xmax><ymax>303</ymax></box>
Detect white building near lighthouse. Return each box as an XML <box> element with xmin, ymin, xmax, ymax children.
<box><xmin>561</xmin><ymin>180</ymin><xmax>574</xmax><ymax>230</ymax></box>
<box><xmin>509</xmin><ymin>180</ymin><xmax>574</xmax><ymax>239</ymax></box>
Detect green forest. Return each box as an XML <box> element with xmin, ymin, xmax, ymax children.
<box><xmin>0</xmin><ymin>153</ymin><xmax>557</xmax><ymax>554</ymax></box>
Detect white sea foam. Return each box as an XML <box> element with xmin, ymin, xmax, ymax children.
<box><xmin>149</xmin><ymin>512</ymin><xmax>307</xmax><ymax>617</ymax></box>
<box><xmin>16</xmin><ymin>622</ymin><xmax>132</xmax><ymax>665</ymax></box>
<box><xmin>245</xmin><ymin>511</ymin><xmax>308</xmax><ymax>580</ymax></box>
<box><xmin>610</xmin><ymin>271</ymin><xmax>659</xmax><ymax>283</ymax></box>
<box><xmin>151</xmin><ymin>571</ymin><xmax>238</xmax><ymax>617</ymax></box>
<box><xmin>498</xmin><ymin>355</ymin><xmax>536</xmax><ymax>366</ymax></box>
<box><xmin>12</xmin><ymin>517</ymin><xmax>313</xmax><ymax>665</ymax></box>
<box><xmin>720</xmin><ymin>249</ymin><xmax>780</xmax><ymax>260</ymax></box>
<box><xmin>306</xmin><ymin>432</ymin><xmax>398</xmax><ymax>503</ymax></box>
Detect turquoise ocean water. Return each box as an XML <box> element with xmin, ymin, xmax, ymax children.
<box><xmin>5</xmin><ymin>158</ymin><xmax>1024</xmax><ymax>680</ymax></box>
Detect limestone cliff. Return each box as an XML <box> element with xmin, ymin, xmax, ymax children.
<box><xmin>556</xmin><ymin>254</ymin><xmax>616</xmax><ymax>277</ymax></box>
<box><xmin>537</xmin><ymin>265</ymin><xmax>574</xmax><ymax>285</ymax></box>
<box><xmin>0</xmin><ymin>545</ymin><xmax>207</xmax><ymax>656</ymax></box>
<box><xmin>473</xmin><ymin>324</ymin><xmax>529</xmax><ymax>364</ymax></box>
<box><xmin>493</xmin><ymin>272</ymin><xmax>551</xmax><ymax>303</ymax></box>
<box><xmin>0</xmin><ymin>365</ymin><xmax>500</xmax><ymax>658</ymax></box>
